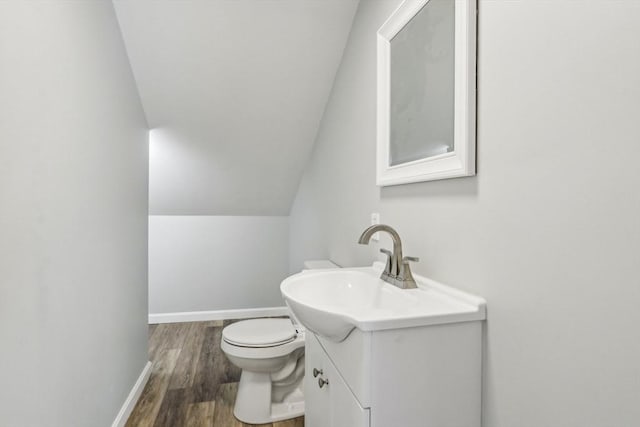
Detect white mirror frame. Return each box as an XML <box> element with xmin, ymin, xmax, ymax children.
<box><xmin>377</xmin><ymin>0</ymin><xmax>477</xmax><ymax>186</ymax></box>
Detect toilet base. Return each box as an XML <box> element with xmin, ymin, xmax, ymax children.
<box><xmin>233</xmin><ymin>371</ymin><xmax>305</xmax><ymax>424</ymax></box>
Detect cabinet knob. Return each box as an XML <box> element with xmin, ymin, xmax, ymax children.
<box><xmin>313</xmin><ymin>368</ymin><xmax>323</xmax><ymax>378</ymax></box>
<box><xmin>318</xmin><ymin>377</ymin><xmax>329</xmax><ymax>388</ymax></box>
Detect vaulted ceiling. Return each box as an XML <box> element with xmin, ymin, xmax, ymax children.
<box><xmin>114</xmin><ymin>0</ymin><xmax>358</xmax><ymax>215</ymax></box>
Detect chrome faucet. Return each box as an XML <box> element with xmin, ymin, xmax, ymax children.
<box><xmin>358</xmin><ymin>224</ymin><xmax>419</xmax><ymax>289</ymax></box>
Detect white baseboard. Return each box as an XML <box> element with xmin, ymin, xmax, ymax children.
<box><xmin>148</xmin><ymin>306</ymin><xmax>290</xmax><ymax>324</ymax></box>
<box><xmin>112</xmin><ymin>361</ymin><xmax>152</xmax><ymax>427</ymax></box>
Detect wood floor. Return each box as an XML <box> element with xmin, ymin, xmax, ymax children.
<box><xmin>126</xmin><ymin>320</ymin><xmax>304</xmax><ymax>427</ymax></box>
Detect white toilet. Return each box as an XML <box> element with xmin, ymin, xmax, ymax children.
<box><xmin>220</xmin><ymin>260</ymin><xmax>338</xmax><ymax>424</ymax></box>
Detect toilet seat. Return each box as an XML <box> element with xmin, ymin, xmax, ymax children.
<box><xmin>221</xmin><ymin>319</ymin><xmax>305</xmax><ymax>360</ymax></box>
<box><xmin>223</xmin><ymin>318</ymin><xmax>296</xmax><ymax>348</ymax></box>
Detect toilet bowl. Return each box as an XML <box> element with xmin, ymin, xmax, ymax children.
<box><xmin>221</xmin><ymin>318</ymin><xmax>306</xmax><ymax>424</ymax></box>
<box><xmin>220</xmin><ymin>259</ymin><xmax>338</xmax><ymax>424</ymax></box>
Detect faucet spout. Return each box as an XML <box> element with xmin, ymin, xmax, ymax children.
<box><xmin>358</xmin><ymin>224</ymin><xmax>403</xmax><ymax>276</ymax></box>
<box><xmin>358</xmin><ymin>224</ymin><xmax>417</xmax><ymax>289</ymax></box>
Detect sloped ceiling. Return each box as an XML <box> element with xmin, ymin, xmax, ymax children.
<box><xmin>114</xmin><ymin>0</ymin><xmax>358</xmax><ymax>215</ymax></box>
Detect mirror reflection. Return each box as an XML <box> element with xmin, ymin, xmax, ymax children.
<box><xmin>389</xmin><ymin>0</ymin><xmax>455</xmax><ymax>166</ymax></box>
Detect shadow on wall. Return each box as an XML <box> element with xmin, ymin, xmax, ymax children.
<box><xmin>380</xmin><ymin>175</ymin><xmax>479</xmax><ymax>200</ymax></box>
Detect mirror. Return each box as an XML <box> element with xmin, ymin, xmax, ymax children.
<box><xmin>377</xmin><ymin>0</ymin><xmax>477</xmax><ymax>186</ymax></box>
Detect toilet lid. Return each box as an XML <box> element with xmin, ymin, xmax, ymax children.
<box><xmin>222</xmin><ymin>318</ymin><xmax>297</xmax><ymax>347</ymax></box>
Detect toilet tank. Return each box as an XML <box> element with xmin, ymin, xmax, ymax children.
<box><xmin>303</xmin><ymin>260</ymin><xmax>339</xmax><ymax>270</ymax></box>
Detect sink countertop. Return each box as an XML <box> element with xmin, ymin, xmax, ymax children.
<box><xmin>281</xmin><ymin>262</ymin><xmax>486</xmax><ymax>341</ymax></box>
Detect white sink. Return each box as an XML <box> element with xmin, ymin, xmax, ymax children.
<box><xmin>280</xmin><ymin>263</ymin><xmax>486</xmax><ymax>342</ymax></box>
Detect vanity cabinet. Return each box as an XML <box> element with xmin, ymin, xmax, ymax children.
<box><xmin>304</xmin><ymin>320</ymin><xmax>482</xmax><ymax>427</ymax></box>
<box><xmin>282</xmin><ymin>262</ymin><xmax>486</xmax><ymax>426</ymax></box>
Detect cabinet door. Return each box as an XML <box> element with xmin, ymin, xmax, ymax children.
<box><xmin>305</xmin><ymin>333</ymin><xmax>370</xmax><ymax>427</ymax></box>
<box><xmin>305</xmin><ymin>332</ymin><xmax>330</xmax><ymax>427</ymax></box>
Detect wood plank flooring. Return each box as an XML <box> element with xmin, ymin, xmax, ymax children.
<box><xmin>126</xmin><ymin>320</ymin><xmax>305</xmax><ymax>427</ymax></box>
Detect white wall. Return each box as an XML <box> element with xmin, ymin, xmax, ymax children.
<box><xmin>0</xmin><ymin>2</ymin><xmax>148</xmax><ymax>426</ymax></box>
<box><xmin>115</xmin><ymin>1</ymin><xmax>358</xmax><ymax>216</ymax></box>
<box><xmin>147</xmin><ymin>129</ymin><xmax>291</xmax><ymax>315</ymax></box>
<box><xmin>290</xmin><ymin>1</ymin><xmax>640</xmax><ymax>426</ymax></box>
<box><xmin>149</xmin><ymin>216</ymin><xmax>289</xmax><ymax>314</ymax></box>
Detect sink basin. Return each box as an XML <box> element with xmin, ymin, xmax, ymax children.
<box><xmin>280</xmin><ymin>264</ymin><xmax>486</xmax><ymax>342</ymax></box>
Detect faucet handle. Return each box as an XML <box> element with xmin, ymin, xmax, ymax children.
<box><xmin>398</xmin><ymin>256</ymin><xmax>419</xmax><ymax>289</ymax></box>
